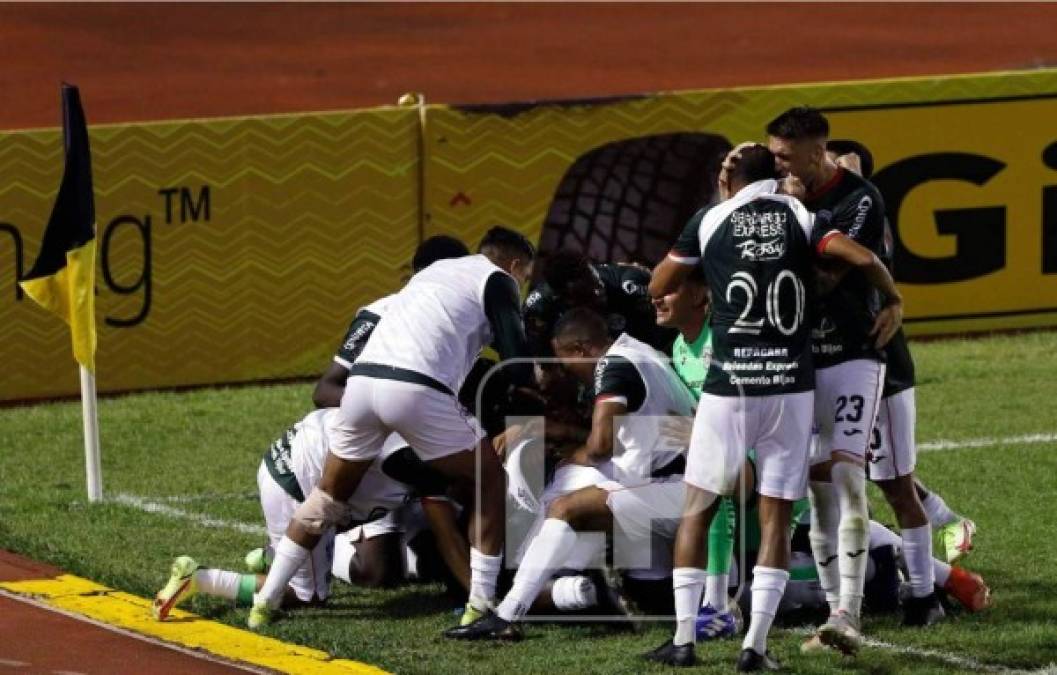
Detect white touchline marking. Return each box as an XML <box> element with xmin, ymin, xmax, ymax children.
<box><xmin>861</xmin><ymin>635</ymin><xmax>1006</xmax><ymax>672</ymax></box>
<box><xmin>0</xmin><ymin>660</ymin><xmax>29</xmax><ymax>668</ymax></box>
<box><xmin>110</xmin><ymin>493</ymin><xmax>266</xmax><ymax>536</ymax></box>
<box><xmin>918</xmin><ymin>432</ymin><xmax>1057</xmax><ymax>453</ymax></box>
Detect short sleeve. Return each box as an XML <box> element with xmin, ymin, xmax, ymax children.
<box><xmin>592</xmin><ymin>355</ymin><xmax>646</xmax><ymax>412</ymax></box>
<box><xmin>669</xmin><ymin>207</ymin><xmax>709</xmax><ymax>264</ymax></box>
<box><xmin>334</xmin><ymin>309</ymin><xmax>382</xmax><ymax>368</ymax></box>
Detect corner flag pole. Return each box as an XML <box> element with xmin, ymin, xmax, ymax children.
<box><xmin>79</xmin><ymin>366</ymin><xmax>103</xmax><ymax>502</ymax></box>
<box><xmin>19</xmin><ymin>84</ymin><xmax>103</xmax><ymax>502</ymax></box>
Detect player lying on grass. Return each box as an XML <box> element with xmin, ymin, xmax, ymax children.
<box><xmin>446</xmin><ymin>307</ymin><xmax>697</xmax><ymax>641</ymax></box>
<box><xmin>248</xmin><ymin>227</ymin><xmax>540</xmax><ymax>631</ymax></box>
<box><xmin>646</xmin><ymin>144</ymin><xmax>903</xmax><ymax>671</ymax></box>
<box><xmin>152</xmin><ymin>411</ymin><xmax>465</xmax><ymax>620</ymax></box>
<box><xmin>826</xmin><ymin>139</ymin><xmax>977</xmax><ymax>567</ymax></box>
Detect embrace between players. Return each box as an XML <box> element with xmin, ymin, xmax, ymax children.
<box><xmin>151</xmin><ymin>106</ymin><xmax>988</xmax><ymax>672</ymax></box>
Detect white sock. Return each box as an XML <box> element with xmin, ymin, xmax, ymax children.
<box><xmin>933</xmin><ymin>559</ymin><xmax>951</xmax><ymax>587</ymax></box>
<box><xmin>469</xmin><ymin>547</ymin><xmax>503</xmax><ymax>613</ymax></box>
<box><xmin>832</xmin><ymin>462</ymin><xmax>868</xmax><ymax>618</ymax></box>
<box><xmin>921</xmin><ymin>490</ymin><xmax>958</xmax><ymax>527</ymax></box>
<box><xmin>901</xmin><ymin>524</ymin><xmax>935</xmax><ymax>597</ymax></box>
<box><xmin>495</xmin><ymin>519</ymin><xmax>575</xmax><ymax>621</ymax></box>
<box><xmin>551</xmin><ymin>575</ymin><xmax>596</xmax><ymax>611</ymax></box>
<box><xmin>194</xmin><ymin>569</ymin><xmax>241</xmax><ymax>600</ymax></box>
<box><xmin>703</xmin><ymin>573</ymin><xmax>728</xmax><ymax>611</ymax></box>
<box><xmin>808</xmin><ymin>480</ymin><xmax>841</xmax><ymax>613</ymax></box>
<box><xmin>673</xmin><ymin>567</ymin><xmax>707</xmax><ymax>646</ymax></box>
<box><xmin>331</xmin><ymin>534</ymin><xmax>357</xmax><ymax>584</ymax></box>
<box><xmin>741</xmin><ymin>566</ymin><xmax>789</xmax><ymax>654</ymax></box>
<box><xmin>256</xmin><ymin>536</ymin><xmax>309</xmax><ymax>608</ymax></box>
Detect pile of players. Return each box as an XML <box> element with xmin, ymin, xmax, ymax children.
<box><xmin>151</xmin><ymin>106</ymin><xmax>990</xmax><ymax>672</ymax></box>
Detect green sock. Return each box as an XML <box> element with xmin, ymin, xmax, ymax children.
<box><xmin>707</xmin><ymin>497</ymin><xmax>736</xmax><ymax>575</ymax></box>
<box><xmin>236</xmin><ymin>574</ymin><xmax>257</xmax><ymax>606</ymax></box>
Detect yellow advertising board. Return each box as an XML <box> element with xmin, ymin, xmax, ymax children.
<box><xmin>423</xmin><ymin>68</ymin><xmax>1057</xmax><ymax>336</ymax></box>
<box><xmin>6</xmin><ymin>69</ymin><xmax>1057</xmax><ymax>401</ymax></box>
<box><xmin>1</xmin><ymin>108</ymin><xmax>420</xmax><ymax>401</ymax></box>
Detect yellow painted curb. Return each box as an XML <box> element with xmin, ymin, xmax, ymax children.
<box><xmin>0</xmin><ymin>574</ymin><xmax>389</xmax><ymax>675</ymax></box>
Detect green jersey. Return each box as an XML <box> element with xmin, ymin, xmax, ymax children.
<box><xmin>672</xmin><ymin>324</ymin><xmax>712</xmax><ymax>401</ymax></box>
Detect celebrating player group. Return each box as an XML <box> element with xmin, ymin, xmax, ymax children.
<box><xmin>150</xmin><ymin>106</ymin><xmax>989</xmax><ymax>672</ymax></box>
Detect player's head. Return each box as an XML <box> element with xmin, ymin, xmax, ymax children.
<box><xmin>653</xmin><ymin>265</ymin><xmax>709</xmax><ymax>334</ymax></box>
<box><xmin>479</xmin><ymin>226</ymin><xmax>536</xmax><ymax>286</ymax></box>
<box><xmin>411</xmin><ymin>235</ymin><xmax>469</xmax><ymax>272</ymax></box>
<box><xmin>543</xmin><ymin>249</ymin><xmax>606</xmax><ymax>310</ymax></box>
<box><xmin>551</xmin><ymin>307</ymin><xmax>612</xmax><ymax>383</ymax></box>
<box><xmin>726</xmin><ymin>144</ymin><xmax>781</xmax><ymax>194</ymax></box>
<box><xmin>766</xmin><ymin>106</ymin><xmax>830</xmax><ymax>185</ymax></box>
<box><xmin>826</xmin><ymin>138</ymin><xmax>874</xmax><ymax>180</ymax></box>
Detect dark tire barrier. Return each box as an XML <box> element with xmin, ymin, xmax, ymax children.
<box><xmin>538</xmin><ymin>132</ymin><xmax>732</xmax><ymax>265</ymax></box>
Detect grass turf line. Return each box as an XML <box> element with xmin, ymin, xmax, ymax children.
<box><xmin>2</xmin><ymin>331</ymin><xmax>1057</xmax><ymax>673</ymax></box>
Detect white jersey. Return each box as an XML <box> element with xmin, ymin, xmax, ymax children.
<box><xmin>284</xmin><ymin>409</ymin><xmax>410</xmax><ymax>519</ymax></box>
<box><xmin>356</xmin><ymin>254</ymin><xmax>509</xmax><ymax>393</ymax></box>
<box><xmin>605</xmin><ymin>334</ymin><xmax>696</xmax><ymax>484</ymax></box>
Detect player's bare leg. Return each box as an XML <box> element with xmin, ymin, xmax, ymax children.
<box><xmin>427</xmin><ymin>437</ymin><xmax>506</xmax><ymax>618</ymax></box>
<box><xmin>875</xmin><ymin>473</ymin><xmax>943</xmax><ymax>625</ymax></box>
<box><xmin>248</xmin><ymin>453</ymin><xmax>372</xmax><ymax>628</ymax></box>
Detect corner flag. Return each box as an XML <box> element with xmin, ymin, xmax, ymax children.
<box><xmin>20</xmin><ymin>84</ymin><xmax>98</xmax><ymax>371</ymax></box>
<box><xmin>20</xmin><ymin>84</ymin><xmax>103</xmax><ymax>502</ymax></box>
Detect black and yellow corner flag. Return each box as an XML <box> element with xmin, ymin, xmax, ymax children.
<box><xmin>20</xmin><ymin>84</ymin><xmax>98</xmax><ymax>371</ymax></box>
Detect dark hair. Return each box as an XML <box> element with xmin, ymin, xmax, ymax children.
<box><xmin>478</xmin><ymin>226</ymin><xmax>536</xmax><ymax>261</ymax></box>
<box><xmin>411</xmin><ymin>235</ymin><xmax>469</xmax><ymax>272</ymax></box>
<box><xmin>543</xmin><ymin>249</ymin><xmax>593</xmax><ymax>294</ymax></box>
<box><xmin>728</xmin><ymin>144</ymin><xmax>780</xmax><ymax>186</ymax></box>
<box><xmin>552</xmin><ymin>307</ymin><xmax>609</xmax><ymax>347</ymax></box>
<box><xmin>826</xmin><ymin>139</ymin><xmax>875</xmax><ymax>180</ymax></box>
<box><xmin>766</xmin><ymin>106</ymin><xmax>830</xmax><ymax>141</ymax></box>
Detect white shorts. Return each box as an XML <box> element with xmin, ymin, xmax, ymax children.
<box><xmin>812</xmin><ymin>359</ymin><xmax>886</xmax><ymax>465</ymax></box>
<box><xmin>327</xmin><ymin>376</ymin><xmax>485</xmax><ymax>462</ymax></box>
<box><xmin>867</xmin><ymin>387</ymin><xmax>917</xmax><ymax>481</ymax></box>
<box><xmin>686</xmin><ymin>391</ymin><xmax>814</xmax><ymax>501</ymax></box>
<box><xmin>257</xmin><ymin>463</ymin><xmax>333</xmax><ymax>602</ymax></box>
<box><xmin>605</xmin><ymin>477</ymin><xmax>684</xmax><ymax>573</ymax></box>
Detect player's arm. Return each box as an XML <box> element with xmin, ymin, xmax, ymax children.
<box><xmin>485</xmin><ymin>272</ymin><xmax>546</xmax><ymax>421</ymax></box>
<box><xmin>312</xmin><ymin>309</ymin><xmax>382</xmax><ymax>407</ymax></box>
<box><xmin>420</xmin><ymin>496</ymin><xmax>471</xmax><ymax>592</ymax></box>
<box><xmin>566</xmin><ymin>356</ymin><xmax>645</xmax><ymax>466</ymax></box>
<box><xmin>649</xmin><ymin>208</ymin><xmax>707</xmax><ymax>298</ymax></box>
<box><xmin>566</xmin><ymin>400</ymin><xmax>625</xmax><ymax>466</ymax></box>
<box><xmin>815</xmin><ymin>230</ymin><xmax>904</xmax><ymax>348</ymax></box>
<box><xmin>313</xmin><ymin>361</ymin><xmax>349</xmax><ymax>409</ymax></box>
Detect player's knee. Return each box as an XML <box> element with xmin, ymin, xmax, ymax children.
<box><xmin>292</xmin><ymin>487</ymin><xmax>350</xmax><ymax>536</ymax></box>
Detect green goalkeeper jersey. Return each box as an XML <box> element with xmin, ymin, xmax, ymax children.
<box><xmin>672</xmin><ymin>323</ymin><xmax>712</xmax><ymax>401</ymax></box>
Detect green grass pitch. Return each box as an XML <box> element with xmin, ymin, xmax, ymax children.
<box><xmin>2</xmin><ymin>331</ymin><xmax>1057</xmax><ymax>674</ymax></box>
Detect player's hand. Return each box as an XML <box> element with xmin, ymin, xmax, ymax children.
<box><xmin>870</xmin><ymin>300</ymin><xmax>904</xmax><ymax>348</ymax></box>
<box><xmin>659</xmin><ymin>415</ymin><xmax>693</xmax><ymax>447</ymax></box>
<box><xmin>717</xmin><ymin>142</ymin><xmax>762</xmax><ymax>200</ymax></box>
<box><xmin>835</xmin><ymin>152</ymin><xmax>863</xmax><ymax>176</ymax></box>
<box><xmin>779</xmin><ymin>174</ymin><xmax>806</xmax><ymax>200</ymax></box>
